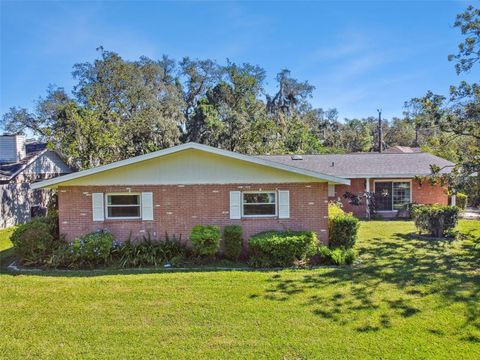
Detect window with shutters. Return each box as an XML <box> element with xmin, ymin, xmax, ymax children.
<box><xmin>105</xmin><ymin>193</ymin><xmax>141</xmax><ymax>219</ymax></box>
<box><xmin>242</xmin><ymin>191</ymin><xmax>276</xmax><ymax>217</ymax></box>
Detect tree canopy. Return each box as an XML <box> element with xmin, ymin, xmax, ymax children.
<box><xmin>2</xmin><ymin>5</ymin><xmax>479</xmax><ymax>203</ymax></box>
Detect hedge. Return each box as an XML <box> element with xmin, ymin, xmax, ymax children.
<box><xmin>190</xmin><ymin>225</ymin><xmax>221</xmax><ymax>257</ymax></box>
<box><xmin>456</xmin><ymin>193</ymin><xmax>467</xmax><ymax>210</ymax></box>
<box><xmin>328</xmin><ymin>214</ymin><xmax>360</xmax><ymax>249</ymax></box>
<box><xmin>223</xmin><ymin>225</ymin><xmax>243</xmax><ymax>261</ymax></box>
<box><xmin>248</xmin><ymin>230</ymin><xmax>317</xmax><ymax>267</ymax></box>
<box><xmin>411</xmin><ymin>204</ymin><xmax>459</xmax><ymax>237</ymax></box>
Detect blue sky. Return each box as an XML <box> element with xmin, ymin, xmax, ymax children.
<box><xmin>1</xmin><ymin>0</ymin><xmax>478</xmax><ymax>124</ymax></box>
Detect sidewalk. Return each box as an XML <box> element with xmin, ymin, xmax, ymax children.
<box><xmin>461</xmin><ymin>207</ymin><xmax>480</xmax><ymax>220</ymax></box>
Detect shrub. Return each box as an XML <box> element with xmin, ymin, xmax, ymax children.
<box><xmin>67</xmin><ymin>230</ymin><xmax>115</xmax><ymax>267</ymax></box>
<box><xmin>11</xmin><ymin>218</ymin><xmax>57</xmax><ymax>266</ymax></box>
<box><xmin>316</xmin><ymin>245</ymin><xmax>357</xmax><ymax>265</ymax></box>
<box><xmin>223</xmin><ymin>225</ymin><xmax>243</xmax><ymax>261</ymax></box>
<box><xmin>328</xmin><ymin>214</ymin><xmax>360</xmax><ymax>249</ymax></box>
<box><xmin>456</xmin><ymin>193</ymin><xmax>467</xmax><ymax>210</ymax></box>
<box><xmin>119</xmin><ymin>233</ymin><xmax>188</xmax><ymax>268</ymax></box>
<box><xmin>328</xmin><ymin>201</ymin><xmax>345</xmax><ymax>218</ymax></box>
<box><xmin>190</xmin><ymin>225</ymin><xmax>221</xmax><ymax>257</ymax></box>
<box><xmin>411</xmin><ymin>204</ymin><xmax>460</xmax><ymax>238</ymax></box>
<box><xmin>248</xmin><ymin>231</ymin><xmax>317</xmax><ymax>267</ymax></box>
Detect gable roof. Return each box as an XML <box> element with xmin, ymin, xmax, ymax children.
<box><xmin>0</xmin><ymin>143</ymin><xmax>48</xmax><ymax>182</ymax></box>
<box><xmin>258</xmin><ymin>152</ymin><xmax>455</xmax><ymax>179</ymax></box>
<box><xmin>32</xmin><ymin>143</ymin><xmax>350</xmax><ymax>189</ymax></box>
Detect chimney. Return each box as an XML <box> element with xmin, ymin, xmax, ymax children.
<box><xmin>0</xmin><ymin>135</ymin><xmax>26</xmax><ymax>163</ymax></box>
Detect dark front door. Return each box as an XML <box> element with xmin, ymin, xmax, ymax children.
<box><xmin>375</xmin><ymin>182</ymin><xmax>393</xmax><ymax>211</ymax></box>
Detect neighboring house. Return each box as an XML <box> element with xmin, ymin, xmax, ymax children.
<box><xmin>382</xmin><ymin>145</ymin><xmax>422</xmax><ymax>154</ymax></box>
<box><xmin>32</xmin><ymin>142</ymin><xmax>454</xmax><ymax>244</ymax></box>
<box><xmin>0</xmin><ymin>135</ymin><xmax>72</xmax><ymax>228</ymax></box>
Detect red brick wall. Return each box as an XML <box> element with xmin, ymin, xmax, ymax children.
<box><xmin>329</xmin><ymin>178</ymin><xmax>369</xmax><ymax>217</ymax></box>
<box><xmin>411</xmin><ymin>180</ymin><xmax>448</xmax><ymax>205</ymax></box>
<box><xmin>58</xmin><ymin>182</ymin><xmax>329</xmax><ymax>246</ymax></box>
<box><xmin>329</xmin><ymin>178</ymin><xmax>448</xmax><ymax>218</ymax></box>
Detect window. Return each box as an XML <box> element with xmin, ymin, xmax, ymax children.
<box><xmin>106</xmin><ymin>194</ymin><xmax>141</xmax><ymax>219</ymax></box>
<box><xmin>374</xmin><ymin>181</ymin><xmax>411</xmax><ymax>211</ymax></box>
<box><xmin>242</xmin><ymin>192</ymin><xmax>276</xmax><ymax>217</ymax></box>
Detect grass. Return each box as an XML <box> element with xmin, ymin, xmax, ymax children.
<box><xmin>0</xmin><ymin>227</ymin><xmax>15</xmax><ymax>270</ymax></box>
<box><xmin>0</xmin><ymin>220</ymin><xmax>479</xmax><ymax>359</ymax></box>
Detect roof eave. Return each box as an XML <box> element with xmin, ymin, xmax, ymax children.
<box><xmin>32</xmin><ymin>143</ymin><xmax>350</xmax><ymax>189</ymax></box>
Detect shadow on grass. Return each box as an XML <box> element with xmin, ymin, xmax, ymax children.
<box><xmin>0</xmin><ymin>247</ymin><xmax>14</xmax><ymax>271</ymax></box>
<box><xmin>256</xmin><ymin>229</ymin><xmax>480</xmax><ymax>340</ymax></box>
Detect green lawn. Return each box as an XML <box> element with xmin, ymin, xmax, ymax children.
<box><xmin>0</xmin><ymin>220</ymin><xmax>479</xmax><ymax>359</ymax></box>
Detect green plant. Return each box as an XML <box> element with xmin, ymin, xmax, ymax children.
<box><xmin>411</xmin><ymin>204</ymin><xmax>460</xmax><ymax>237</ymax></box>
<box><xmin>10</xmin><ymin>218</ymin><xmax>57</xmax><ymax>266</ymax></box>
<box><xmin>190</xmin><ymin>225</ymin><xmax>221</xmax><ymax>257</ymax></box>
<box><xmin>316</xmin><ymin>245</ymin><xmax>357</xmax><ymax>265</ymax></box>
<box><xmin>119</xmin><ymin>233</ymin><xmax>188</xmax><ymax>268</ymax></box>
<box><xmin>223</xmin><ymin>225</ymin><xmax>243</xmax><ymax>261</ymax></box>
<box><xmin>67</xmin><ymin>230</ymin><xmax>115</xmax><ymax>267</ymax></box>
<box><xmin>248</xmin><ymin>230</ymin><xmax>317</xmax><ymax>267</ymax></box>
<box><xmin>456</xmin><ymin>193</ymin><xmax>467</xmax><ymax>210</ymax></box>
<box><xmin>328</xmin><ymin>201</ymin><xmax>345</xmax><ymax>218</ymax></box>
<box><xmin>328</xmin><ymin>214</ymin><xmax>360</xmax><ymax>249</ymax></box>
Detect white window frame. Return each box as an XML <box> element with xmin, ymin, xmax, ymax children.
<box><xmin>105</xmin><ymin>192</ymin><xmax>142</xmax><ymax>220</ymax></box>
<box><xmin>373</xmin><ymin>179</ymin><xmax>412</xmax><ymax>212</ymax></box>
<box><xmin>242</xmin><ymin>191</ymin><xmax>277</xmax><ymax>218</ymax></box>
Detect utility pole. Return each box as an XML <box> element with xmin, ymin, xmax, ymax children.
<box><xmin>377</xmin><ymin>109</ymin><xmax>383</xmax><ymax>153</ymax></box>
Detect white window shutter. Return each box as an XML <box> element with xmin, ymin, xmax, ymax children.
<box><xmin>328</xmin><ymin>184</ymin><xmax>335</xmax><ymax>197</ymax></box>
<box><xmin>278</xmin><ymin>190</ymin><xmax>290</xmax><ymax>219</ymax></box>
<box><xmin>92</xmin><ymin>193</ymin><xmax>104</xmax><ymax>221</ymax></box>
<box><xmin>229</xmin><ymin>191</ymin><xmax>241</xmax><ymax>219</ymax></box>
<box><xmin>141</xmin><ymin>192</ymin><xmax>154</xmax><ymax>220</ymax></box>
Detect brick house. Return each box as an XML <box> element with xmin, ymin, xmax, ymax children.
<box><xmin>259</xmin><ymin>151</ymin><xmax>454</xmax><ymax>218</ymax></box>
<box><xmin>32</xmin><ymin>142</ymin><xmax>454</xmax><ymax>245</ymax></box>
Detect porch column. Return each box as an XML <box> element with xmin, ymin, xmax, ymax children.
<box><xmin>365</xmin><ymin>178</ymin><xmax>371</xmax><ymax>219</ymax></box>
<box><xmin>451</xmin><ymin>194</ymin><xmax>456</xmax><ymax>206</ymax></box>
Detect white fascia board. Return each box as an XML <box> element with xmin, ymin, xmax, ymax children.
<box><xmin>32</xmin><ymin>142</ymin><xmax>350</xmax><ymax>189</ymax></box>
<box><xmin>7</xmin><ymin>149</ymin><xmax>48</xmax><ymax>181</ymax></box>
<box><xmin>342</xmin><ymin>173</ymin><xmax>435</xmax><ymax>179</ymax></box>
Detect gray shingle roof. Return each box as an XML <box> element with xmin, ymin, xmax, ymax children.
<box><xmin>257</xmin><ymin>152</ymin><xmax>455</xmax><ymax>178</ymax></box>
<box><xmin>0</xmin><ymin>143</ymin><xmax>48</xmax><ymax>182</ymax></box>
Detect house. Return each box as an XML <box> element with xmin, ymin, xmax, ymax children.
<box><xmin>259</xmin><ymin>151</ymin><xmax>454</xmax><ymax>217</ymax></box>
<box><xmin>31</xmin><ymin>142</ymin><xmax>454</xmax><ymax>244</ymax></box>
<box><xmin>0</xmin><ymin>134</ymin><xmax>72</xmax><ymax>228</ymax></box>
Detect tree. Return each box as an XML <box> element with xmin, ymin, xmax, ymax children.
<box><xmin>448</xmin><ymin>5</ymin><xmax>480</xmax><ymax>74</ymax></box>
<box><xmin>179</xmin><ymin>57</ymin><xmax>222</xmax><ymax>137</ymax></box>
<box><xmin>383</xmin><ymin>117</ymin><xmax>416</xmax><ymax>147</ymax></box>
<box><xmin>404</xmin><ymin>4</ymin><xmax>480</xmax><ymax>198</ymax></box>
<box><xmin>266</xmin><ymin>69</ymin><xmax>315</xmax><ymax>132</ymax></box>
<box><xmin>2</xmin><ymin>49</ymin><xmax>185</xmax><ymax>168</ymax></box>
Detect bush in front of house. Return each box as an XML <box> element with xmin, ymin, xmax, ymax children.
<box><xmin>119</xmin><ymin>233</ymin><xmax>188</xmax><ymax>268</ymax></box>
<box><xmin>11</xmin><ymin>218</ymin><xmax>57</xmax><ymax>266</ymax></box>
<box><xmin>456</xmin><ymin>193</ymin><xmax>467</xmax><ymax>210</ymax></box>
<box><xmin>328</xmin><ymin>201</ymin><xmax>346</xmax><ymax>218</ymax></box>
<box><xmin>223</xmin><ymin>225</ymin><xmax>243</xmax><ymax>261</ymax></box>
<box><xmin>328</xmin><ymin>213</ymin><xmax>360</xmax><ymax>249</ymax></box>
<box><xmin>11</xmin><ymin>212</ymin><xmax>61</xmax><ymax>266</ymax></box>
<box><xmin>67</xmin><ymin>230</ymin><xmax>115</xmax><ymax>268</ymax></box>
<box><xmin>248</xmin><ymin>230</ymin><xmax>318</xmax><ymax>267</ymax></box>
<box><xmin>411</xmin><ymin>204</ymin><xmax>460</xmax><ymax>238</ymax></box>
<box><xmin>190</xmin><ymin>225</ymin><xmax>221</xmax><ymax>257</ymax></box>
<box><xmin>316</xmin><ymin>245</ymin><xmax>357</xmax><ymax>265</ymax></box>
